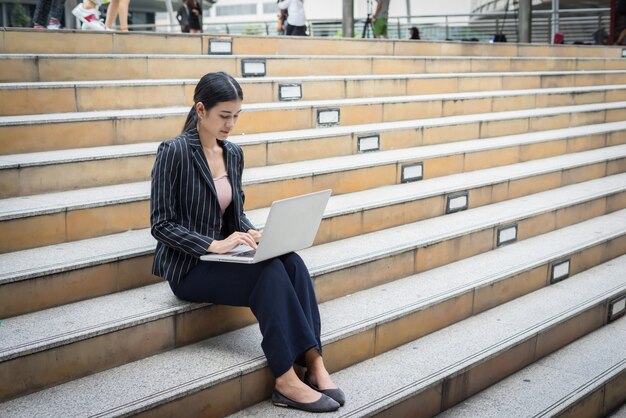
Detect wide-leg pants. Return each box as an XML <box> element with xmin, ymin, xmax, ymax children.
<box><xmin>169</xmin><ymin>252</ymin><xmax>322</xmax><ymax>377</ymax></box>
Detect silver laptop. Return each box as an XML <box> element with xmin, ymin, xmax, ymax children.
<box><xmin>200</xmin><ymin>189</ymin><xmax>331</xmax><ymax>264</ymax></box>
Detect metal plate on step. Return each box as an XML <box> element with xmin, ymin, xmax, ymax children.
<box><xmin>208</xmin><ymin>38</ymin><xmax>232</xmax><ymax>55</ymax></box>
<box><xmin>446</xmin><ymin>191</ymin><xmax>469</xmax><ymax>214</ymax></box>
<box><xmin>317</xmin><ymin>108</ymin><xmax>340</xmax><ymax>126</ymax></box>
<box><xmin>401</xmin><ymin>162</ymin><xmax>423</xmax><ymax>183</ymax></box>
<box><xmin>279</xmin><ymin>84</ymin><xmax>302</xmax><ymax>101</ymax></box>
<box><xmin>241</xmin><ymin>59</ymin><xmax>266</xmax><ymax>77</ymax></box>
<box><xmin>358</xmin><ymin>134</ymin><xmax>380</xmax><ymax>152</ymax></box>
<box><xmin>550</xmin><ymin>258</ymin><xmax>571</xmax><ymax>283</ymax></box>
<box><xmin>497</xmin><ymin>224</ymin><xmax>518</xmax><ymax>246</ymax></box>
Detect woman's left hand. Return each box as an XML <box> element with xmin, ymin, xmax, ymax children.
<box><xmin>247</xmin><ymin>229</ymin><xmax>263</xmax><ymax>243</ymax></box>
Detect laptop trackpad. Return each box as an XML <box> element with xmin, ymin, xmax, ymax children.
<box><xmin>229</xmin><ymin>244</ymin><xmax>255</xmax><ymax>257</ymax></box>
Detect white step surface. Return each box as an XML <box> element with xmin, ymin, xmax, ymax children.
<box><xmin>230</xmin><ymin>256</ymin><xmax>626</xmax><ymax>417</ymax></box>
<box><xmin>1</xmin><ymin>163</ymin><xmax>624</xmax><ymax>287</ymax></box>
<box><xmin>1</xmin><ymin>69</ymin><xmax>625</xmax><ymax>91</ymax></box>
<box><xmin>0</xmin><ymin>107</ymin><xmax>626</xmax><ymax>170</ymax></box>
<box><xmin>2</xmin><ymin>213</ymin><xmax>625</xmax><ymax>417</ymax></box>
<box><xmin>3</xmin><ymin>52</ymin><xmax>620</xmax><ymax>61</ymax></box>
<box><xmin>1</xmin><ymin>131</ymin><xmax>624</xmax><ymax>222</ymax></box>
<box><xmin>438</xmin><ymin>317</ymin><xmax>626</xmax><ymax>418</ymax></box>
<box><xmin>2</xmin><ymin>84</ymin><xmax>625</xmax><ymax>126</ymax></box>
<box><xmin>1</xmin><ymin>177</ymin><xmax>625</xmax><ymax>359</ymax></box>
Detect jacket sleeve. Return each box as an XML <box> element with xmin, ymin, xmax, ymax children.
<box><xmin>150</xmin><ymin>140</ymin><xmax>214</xmax><ymax>256</ymax></box>
<box><xmin>236</xmin><ymin>146</ymin><xmax>256</xmax><ymax>232</ymax></box>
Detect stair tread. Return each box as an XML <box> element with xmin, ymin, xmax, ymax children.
<box><xmin>230</xmin><ymin>256</ymin><xmax>626</xmax><ymax>418</ymax></box>
<box><xmin>3</xmin><ymin>52</ymin><xmax>620</xmax><ymax>60</ymax></box>
<box><xmin>3</xmin><ymin>241</ymin><xmax>625</xmax><ymax>417</ymax></box>
<box><xmin>1</xmin><ymin>177</ymin><xmax>625</xmax><ymax>359</ymax></box>
<box><xmin>1</xmin><ymin>163</ymin><xmax>624</xmax><ymax>285</ymax></box>
<box><xmin>1</xmin><ymin>142</ymin><xmax>624</xmax><ymax>221</ymax></box>
<box><xmin>1</xmin><ymin>69</ymin><xmax>625</xmax><ymax>90</ymax></box>
<box><xmin>438</xmin><ymin>318</ymin><xmax>626</xmax><ymax>418</ymax></box>
<box><xmin>2</xmin><ymin>113</ymin><xmax>625</xmax><ymax>172</ymax></box>
<box><xmin>2</xmin><ymin>84</ymin><xmax>625</xmax><ymax>126</ymax></box>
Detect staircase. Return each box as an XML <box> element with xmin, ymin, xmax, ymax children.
<box><xmin>0</xmin><ymin>28</ymin><xmax>625</xmax><ymax>417</ymax></box>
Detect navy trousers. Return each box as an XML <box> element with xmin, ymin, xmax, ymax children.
<box><xmin>169</xmin><ymin>252</ymin><xmax>322</xmax><ymax>377</ymax></box>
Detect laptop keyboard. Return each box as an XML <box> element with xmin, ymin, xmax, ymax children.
<box><xmin>233</xmin><ymin>249</ymin><xmax>256</xmax><ymax>258</ymax></box>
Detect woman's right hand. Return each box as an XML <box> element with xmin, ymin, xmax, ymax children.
<box><xmin>207</xmin><ymin>231</ymin><xmax>258</xmax><ymax>254</ymax></box>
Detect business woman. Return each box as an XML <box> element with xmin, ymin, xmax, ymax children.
<box><xmin>150</xmin><ymin>72</ymin><xmax>344</xmax><ymax>413</ymax></box>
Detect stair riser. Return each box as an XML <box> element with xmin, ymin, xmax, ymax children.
<box><xmin>4</xmin><ymin>73</ymin><xmax>626</xmax><ymax>116</ymax></box>
<box><xmin>0</xmin><ymin>31</ymin><xmax>204</xmax><ymax>55</ymax></box>
<box><xmin>2</xmin><ymin>117</ymin><xmax>624</xmax><ymax>201</ymax></box>
<box><xmin>555</xmin><ymin>371</ymin><xmax>626</xmax><ymax>418</ymax></box>
<box><xmin>2</xmin><ymin>30</ymin><xmax>617</xmax><ymax>58</ymax></box>
<box><xmin>1</xmin><ymin>194</ymin><xmax>624</xmax><ymax>401</ymax></box>
<box><xmin>244</xmin><ymin>138</ymin><xmax>626</xmax><ymax>209</ymax></box>
<box><xmin>4</xmin><ymin>88</ymin><xmax>626</xmax><ymax>156</ymax></box>
<box><xmin>375</xmin><ymin>306</ymin><xmax>613</xmax><ymax>418</ymax></box>
<box><xmin>3</xmin><ymin>56</ymin><xmax>626</xmax><ymax>83</ymax></box>
<box><xmin>3</xmin><ymin>153</ymin><xmax>624</xmax><ymax>254</ymax></box>
<box><xmin>141</xmin><ymin>250</ymin><xmax>626</xmax><ymax>418</ymax></box>
<box><xmin>0</xmin><ymin>255</ymin><xmax>155</xmax><ymax>319</ymax></box>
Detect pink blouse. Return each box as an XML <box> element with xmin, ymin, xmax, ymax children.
<box><xmin>213</xmin><ymin>173</ymin><xmax>233</xmax><ymax>215</ymax></box>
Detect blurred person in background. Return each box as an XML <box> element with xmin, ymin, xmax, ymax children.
<box><xmin>32</xmin><ymin>0</ymin><xmax>66</xmax><ymax>29</ymax></box>
<box><xmin>371</xmin><ymin>0</ymin><xmax>390</xmax><ymax>38</ymax></box>
<box><xmin>105</xmin><ymin>0</ymin><xmax>131</xmax><ymax>31</ymax></box>
<box><xmin>278</xmin><ymin>0</ymin><xmax>306</xmax><ymax>36</ymax></box>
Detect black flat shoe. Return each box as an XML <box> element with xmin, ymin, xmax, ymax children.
<box><xmin>272</xmin><ymin>389</ymin><xmax>340</xmax><ymax>413</ymax></box>
<box><xmin>304</xmin><ymin>376</ymin><xmax>346</xmax><ymax>406</ymax></box>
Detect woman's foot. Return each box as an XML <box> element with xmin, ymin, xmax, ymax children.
<box><xmin>305</xmin><ymin>351</ymin><xmax>337</xmax><ymax>390</ymax></box>
<box><xmin>304</xmin><ymin>371</ymin><xmax>345</xmax><ymax>407</ymax></box>
<box><xmin>305</xmin><ymin>350</ymin><xmax>345</xmax><ymax>406</ymax></box>
<box><xmin>275</xmin><ymin>368</ymin><xmax>322</xmax><ymax>404</ymax></box>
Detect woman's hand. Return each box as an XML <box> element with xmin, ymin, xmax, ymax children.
<box><xmin>207</xmin><ymin>231</ymin><xmax>258</xmax><ymax>254</ymax></box>
<box><xmin>247</xmin><ymin>229</ymin><xmax>263</xmax><ymax>243</ymax></box>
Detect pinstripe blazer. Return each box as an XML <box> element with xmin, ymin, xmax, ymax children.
<box><xmin>150</xmin><ymin>128</ymin><xmax>255</xmax><ymax>283</ymax></box>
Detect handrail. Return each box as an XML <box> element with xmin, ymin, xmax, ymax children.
<box><xmin>138</xmin><ymin>8</ymin><xmax>610</xmax><ymax>44</ymax></box>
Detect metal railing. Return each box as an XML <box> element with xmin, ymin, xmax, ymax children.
<box><xmin>187</xmin><ymin>8</ymin><xmax>609</xmax><ymax>44</ymax></box>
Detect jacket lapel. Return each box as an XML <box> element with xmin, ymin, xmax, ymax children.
<box><xmin>223</xmin><ymin>141</ymin><xmax>242</xmax><ymax>228</ymax></box>
<box><xmin>187</xmin><ymin>130</ymin><xmax>218</xmax><ymax>198</ymax></box>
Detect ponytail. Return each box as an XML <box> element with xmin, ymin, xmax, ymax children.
<box><xmin>181</xmin><ymin>72</ymin><xmax>244</xmax><ymax>133</ymax></box>
<box><xmin>182</xmin><ymin>105</ymin><xmax>198</xmax><ymax>134</ymax></box>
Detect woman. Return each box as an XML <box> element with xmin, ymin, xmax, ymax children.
<box><xmin>150</xmin><ymin>72</ymin><xmax>344</xmax><ymax>413</ymax></box>
<box><xmin>277</xmin><ymin>0</ymin><xmax>306</xmax><ymax>36</ymax></box>
<box><xmin>104</xmin><ymin>0</ymin><xmax>130</xmax><ymax>31</ymax></box>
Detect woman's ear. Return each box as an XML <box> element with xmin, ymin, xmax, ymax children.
<box><xmin>195</xmin><ymin>102</ymin><xmax>205</xmax><ymax>119</ymax></box>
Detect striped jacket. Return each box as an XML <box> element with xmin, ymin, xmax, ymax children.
<box><xmin>150</xmin><ymin>128</ymin><xmax>255</xmax><ymax>283</ymax></box>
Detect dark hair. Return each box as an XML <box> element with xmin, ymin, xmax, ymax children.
<box><xmin>182</xmin><ymin>72</ymin><xmax>244</xmax><ymax>133</ymax></box>
<box><xmin>409</xmin><ymin>27</ymin><xmax>420</xmax><ymax>40</ymax></box>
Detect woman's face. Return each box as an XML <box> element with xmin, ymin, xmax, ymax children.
<box><xmin>196</xmin><ymin>99</ymin><xmax>242</xmax><ymax>141</ymax></box>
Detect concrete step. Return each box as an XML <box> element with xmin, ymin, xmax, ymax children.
<box><xmin>3</xmin><ymin>84</ymin><xmax>625</xmax><ymax>156</ymax></box>
<box><xmin>3</xmin><ymin>70</ymin><xmax>626</xmax><ymax>116</ymax></box>
<box><xmin>0</xmin><ymin>85</ymin><xmax>626</xmax><ymax>162</ymax></box>
<box><xmin>2</xmin><ymin>53</ymin><xmax>626</xmax><ymax>83</ymax></box>
<box><xmin>1</xmin><ymin>144</ymin><xmax>623</xmax><ymax>310</ymax></box>
<box><xmin>0</xmin><ymin>176</ymin><xmax>624</xmax><ymax>401</ymax></box>
<box><xmin>1</xmin><ymin>219</ymin><xmax>623</xmax><ymax>416</ymax></box>
<box><xmin>438</xmin><ymin>317</ymin><xmax>626</xmax><ymax>418</ymax></box>
<box><xmin>1</xmin><ymin>140</ymin><xmax>625</xmax><ymax>255</ymax></box>
<box><xmin>2</xmin><ymin>28</ymin><xmax>620</xmax><ymax>58</ymax></box>
<box><xmin>2</xmin><ymin>110</ymin><xmax>624</xmax><ymax>199</ymax></box>
<box><xmin>231</xmin><ymin>256</ymin><xmax>626</xmax><ymax>418</ymax></box>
